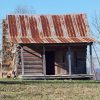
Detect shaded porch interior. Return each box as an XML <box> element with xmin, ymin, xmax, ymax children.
<box><xmin>16</xmin><ymin>43</ymin><xmax>94</xmax><ymax>79</ymax></box>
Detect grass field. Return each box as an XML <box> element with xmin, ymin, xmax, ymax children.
<box><xmin>0</xmin><ymin>79</ymin><xmax>100</xmax><ymax>100</ymax></box>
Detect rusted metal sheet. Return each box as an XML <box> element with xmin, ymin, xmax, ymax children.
<box><xmin>10</xmin><ymin>37</ymin><xmax>94</xmax><ymax>44</ymax></box>
<box><xmin>7</xmin><ymin>14</ymin><xmax>95</xmax><ymax>43</ymax></box>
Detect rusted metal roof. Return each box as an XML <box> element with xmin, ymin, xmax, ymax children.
<box><xmin>7</xmin><ymin>14</ymin><xmax>95</xmax><ymax>44</ymax></box>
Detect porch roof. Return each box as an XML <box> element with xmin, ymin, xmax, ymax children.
<box><xmin>7</xmin><ymin>14</ymin><xmax>95</xmax><ymax>44</ymax></box>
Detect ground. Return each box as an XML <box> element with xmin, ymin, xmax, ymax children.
<box><xmin>0</xmin><ymin>79</ymin><xmax>100</xmax><ymax>100</ymax></box>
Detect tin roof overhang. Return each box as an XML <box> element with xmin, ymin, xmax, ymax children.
<box><xmin>7</xmin><ymin>14</ymin><xmax>95</xmax><ymax>44</ymax></box>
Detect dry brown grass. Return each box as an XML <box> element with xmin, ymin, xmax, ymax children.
<box><xmin>0</xmin><ymin>80</ymin><xmax>100</xmax><ymax>100</ymax></box>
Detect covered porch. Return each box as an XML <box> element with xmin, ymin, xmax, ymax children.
<box><xmin>16</xmin><ymin>43</ymin><xmax>94</xmax><ymax>79</ymax></box>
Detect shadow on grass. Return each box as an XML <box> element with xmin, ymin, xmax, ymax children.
<box><xmin>0</xmin><ymin>78</ymin><xmax>100</xmax><ymax>85</ymax></box>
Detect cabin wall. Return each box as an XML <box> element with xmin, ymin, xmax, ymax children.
<box><xmin>54</xmin><ymin>46</ymin><xmax>87</xmax><ymax>75</ymax></box>
<box><xmin>17</xmin><ymin>45</ymin><xmax>87</xmax><ymax>76</ymax></box>
<box><xmin>17</xmin><ymin>45</ymin><xmax>43</xmax><ymax>75</ymax></box>
<box><xmin>43</xmin><ymin>46</ymin><xmax>68</xmax><ymax>75</ymax></box>
<box><xmin>71</xmin><ymin>46</ymin><xmax>87</xmax><ymax>74</ymax></box>
<box><xmin>55</xmin><ymin>50</ymin><xmax>68</xmax><ymax>75</ymax></box>
<box><xmin>17</xmin><ymin>45</ymin><xmax>69</xmax><ymax>76</ymax></box>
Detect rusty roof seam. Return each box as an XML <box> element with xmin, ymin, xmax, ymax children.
<box><xmin>6</xmin><ymin>14</ymin><xmax>95</xmax><ymax>44</ymax></box>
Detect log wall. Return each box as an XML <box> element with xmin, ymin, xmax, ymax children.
<box><xmin>17</xmin><ymin>45</ymin><xmax>87</xmax><ymax>76</ymax></box>
<box><xmin>17</xmin><ymin>45</ymin><xmax>43</xmax><ymax>75</ymax></box>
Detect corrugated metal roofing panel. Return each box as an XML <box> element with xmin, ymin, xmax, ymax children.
<box><xmin>7</xmin><ymin>14</ymin><xmax>95</xmax><ymax>44</ymax></box>
<box><xmin>10</xmin><ymin>37</ymin><xmax>95</xmax><ymax>44</ymax></box>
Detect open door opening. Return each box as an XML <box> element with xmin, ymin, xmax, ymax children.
<box><xmin>45</xmin><ymin>51</ymin><xmax>55</xmax><ymax>75</ymax></box>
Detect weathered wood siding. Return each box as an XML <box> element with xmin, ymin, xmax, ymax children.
<box><xmin>55</xmin><ymin>50</ymin><xmax>68</xmax><ymax>75</ymax></box>
<box><xmin>53</xmin><ymin>46</ymin><xmax>87</xmax><ymax>75</ymax></box>
<box><xmin>71</xmin><ymin>46</ymin><xmax>87</xmax><ymax>74</ymax></box>
<box><xmin>44</xmin><ymin>46</ymin><xmax>68</xmax><ymax>75</ymax></box>
<box><xmin>17</xmin><ymin>45</ymin><xmax>87</xmax><ymax>76</ymax></box>
<box><xmin>17</xmin><ymin>45</ymin><xmax>43</xmax><ymax>75</ymax></box>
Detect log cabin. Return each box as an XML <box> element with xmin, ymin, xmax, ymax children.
<box><xmin>2</xmin><ymin>14</ymin><xmax>95</xmax><ymax>79</ymax></box>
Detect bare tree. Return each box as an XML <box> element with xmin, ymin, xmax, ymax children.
<box><xmin>92</xmin><ymin>12</ymin><xmax>100</xmax><ymax>68</ymax></box>
<box><xmin>92</xmin><ymin>12</ymin><xmax>100</xmax><ymax>43</ymax></box>
<box><xmin>14</xmin><ymin>6</ymin><xmax>36</xmax><ymax>14</ymax></box>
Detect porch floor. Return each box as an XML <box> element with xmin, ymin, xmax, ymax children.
<box><xmin>19</xmin><ymin>74</ymin><xmax>94</xmax><ymax>80</ymax></box>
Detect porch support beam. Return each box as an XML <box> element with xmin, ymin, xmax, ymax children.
<box><xmin>21</xmin><ymin>46</ymin><xmax>24</xmax><ymax>76</ymax></box>
<box><xmin>43</xmin><ymin>46</ymin><xmax>46</xmax><ymax>75</ymax></box>
<box><xmin>90</xmin><ymin>44</ymin><xmax>93</xmax><ymax>74</ymax></box>
<box><xmin>68</xmin><ymin>46</ymin><xmax>72</xmax><ymax>75</ymax></box>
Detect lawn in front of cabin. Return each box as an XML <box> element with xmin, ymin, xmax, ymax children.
<box><xmin>0</xmin><ymin>79</ymin><xmax>100</xmax><ymax>100</ymax></box>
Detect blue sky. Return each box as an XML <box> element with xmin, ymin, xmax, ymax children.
<box><xmin>0</xmin><ymin>0</ymin><xmax>100</xmax><ymax>44</ymax></box>
<box><xmin>0</xmin><ymin>0</ymin><xmax>100</xmax><ymax>19</ymax></box>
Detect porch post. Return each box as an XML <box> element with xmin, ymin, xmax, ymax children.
<box><xmin>43</xmin><ymin>46</ymin><xmax>46</xmax><ymax>75</ymax></box>
<box><xmin>21</xmin><ymin>46</ymin><xmax>24</xmax><ymax>76</ymax></box>
<box><xmin>68</xmin><ymin>46</ymin><xmax>71</xmax><ymax>75</ymax></box>
<box><xmin>90</xmin><ymin>44</ymin><xmax>93</xmax><ymax>74</ymax></box>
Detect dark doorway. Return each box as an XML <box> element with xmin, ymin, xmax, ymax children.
<box><xmin>72</xmin><ymin>52</ymin><xmax>86</xmax><ymax>74</ymax></box>
<box><xmin>45</xmin><ymin>51</ymin><xmax>55</xmax><ymax>75</ymax></box>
